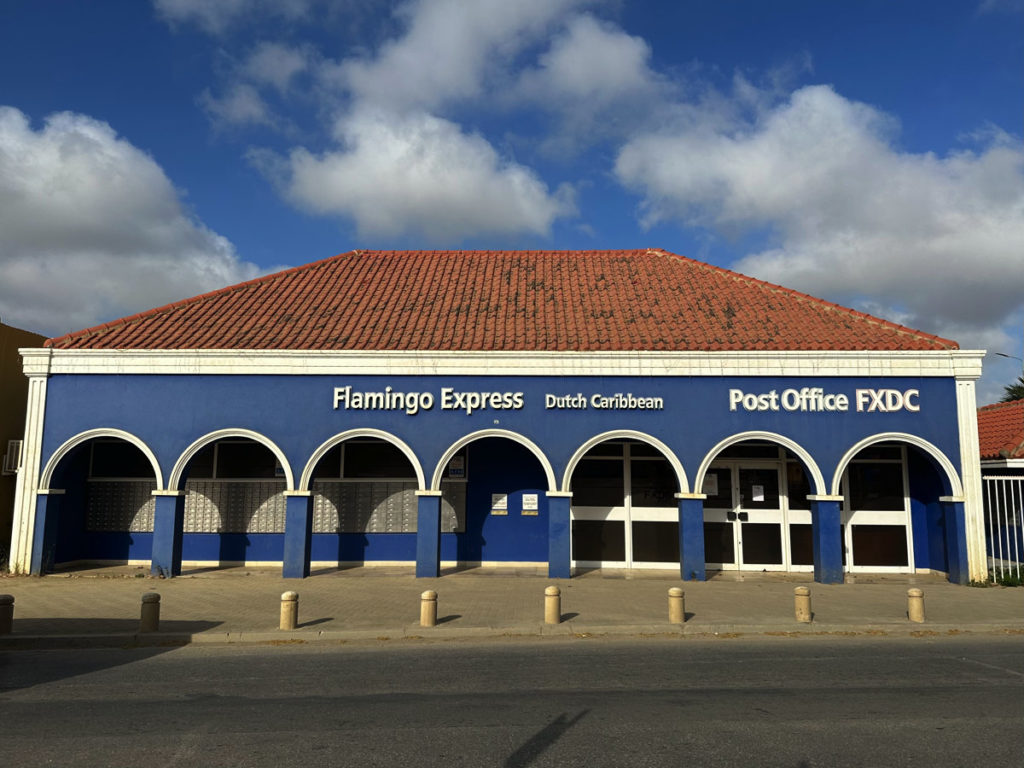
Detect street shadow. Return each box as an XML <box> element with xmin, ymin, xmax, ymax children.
<box><xmin>297</xmin><ymin>617</ymin><xmax>332</xmax><ymax>628</ymax></box>
<box><xmin>560</xmin><ymin>612</ymin><xmax>579</xmax><ymax>621</ymax></box>
<box><xmin>7</xmin><ymin>618</ymin><xmax>220</xmax><ymax>635</ymax></box>
<box><xmin>436</xmin><ymin>614</ymin><xmax>461</xmax><ymax>625</ymax></box>
<box><xmin>504</xmin><ymin>710</ymin><xmax>589</xmax><ymax>768</ymax></box>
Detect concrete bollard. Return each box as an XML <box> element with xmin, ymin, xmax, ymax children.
<box><xmin>420</xmin><ymin>590</ymin><xmax>438</xmax><ymax>628</ymax></box>
<box><xmin>668</xmin><ymin>587</ymin><xmax>685</xmax><ymax>624</ymax></box>
<box><xmin>139</xmin><ymin>592</ymin><xmax>161</xmax><ymax>633</ymax></box>
<box><xmin>907</xmin><ymin>588</ymin><xmax>925</xmax><ymax>623</ymax></box>
<box><xmin>0</xmin><ymin>594</ymin><xmax>13</xmax><ymax>635</ymax></box>
<box><xmin>794</xmin><ymin>586</ymin><xmax>812</xmax><ymax>623</ymax></box>
<box><xmin>280</xmin><ymin>591</ymin><xmax>299</xmax><ymax>631</ymax></box>
<box><xmin>544</xmin><ymin>585</ymin><xmax>561</xmax><ymax>625</ymax></box>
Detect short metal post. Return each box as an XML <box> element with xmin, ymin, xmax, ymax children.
<box><xmin>544</xmin><ymin>585</ymin><xmax>561</xmax><ymax>624</ymax></box>
<box><xmin>907</xmin><ymin>588</ymin><xmax>925</xmax><ymax>623</ymax></box>
<box><xmin>668</xmin><ymin>587</ymin><xmax>685</xmax><ymax>624</ymax></box>
<box><xmin>0</xmin><ymin>594</ymin><xmax>13</xmax><ymax>635</ymax></box>
<box><xmin>794</xmin><ymin>586</ymin><xmax>812</xmax><ymax>623</ymax></box>
<box><xmin>420</xmin><ymin>590</ymin><xmax>438</xmax><ymax>627</ymax></box>
<box><xmin>280</xmin><ymin>590</ymin><xmax>299</xmax><ymax>631</ymax></box>
<box><xmin>139</xmin><ymin>592</ymin><xmax>161</xmax><ymax>633</ymax></box>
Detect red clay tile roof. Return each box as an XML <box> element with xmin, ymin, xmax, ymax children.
<box><xmin>45</xmin><ymin>249</ymin><xmax>959</xmax><ymax>352</ymax></box>
<box><xmin>978</xmin><ymin>399</ymin><xmax>1024</xmax><ymax>460</ymax></box>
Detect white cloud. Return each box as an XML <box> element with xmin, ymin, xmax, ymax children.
<box><xmin>243</xmin><ymin>42</ymin><xmax>312</xmax><ymax>93</ymax></box>
<box><xmin>339</xmin><ymin>0</ymin><xmax>593</xmax><ymax>112</ymax></box>
<box><xmin>0</xmin><ymin>107</ymin><xmax>262</xmax><ymax>336</ymax></box>
<box><xmin>200</xmin><ymin>83</ymin><xmax>277</xmax><ymax>128</ymax></box>
<box><xmin>277</xmin><ymin>107</ymin><xmax>573</xmax><ymax>241</ymax></box>
<box><xmin>153</xmin><ymin>0</ymin><xmax>314</xmax><ymax>34</ymax></box>
<box><xmin>615</xmin><ymin>84</ymin><xmax>1024</xmax><ymax>358</ymax></box>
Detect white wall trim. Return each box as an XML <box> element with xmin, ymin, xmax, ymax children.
<box><xmin>39</xmin><ymin>428</ymin><xmax>164</xmax><ymax>490</ymax></box>
<box><xmin>299</xmin><ymin>428</ymin><xmax>425</xmax><ymax>491</ymax></box>
<box><xmin>430</xmin><ymin>429</ymin><xmax>557</xmax><ymax>492</ymax></box>
<box><xmin>562</xmin><ymin>430</ymin><xmax>690</xmax><ymax>495</ymax></box>
<box><xmin>168</xmin><ymin>428</ymin><xmax>295</xmax><ymax>491</ymax></box>
<box><xmin>694</xmin><ymin>431</ymin><xmax>827</xmax><ymax>496</ymax></box>
<box><xmin>9</xmin><ymin>374</ymin><xmax>48</xmax><ymax>573</ymax></box>
<box><xmin>954</xmin><ymin>380</ymin><xmax>987</xmax><ymax>581</ymax></box>
<box><xmin>22</xmin><ymin>347</ymin><xmax>985</xmax><ymax>379</ymax></box>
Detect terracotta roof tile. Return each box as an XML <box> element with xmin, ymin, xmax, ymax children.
<box><xmin>45</xmin><ymin>249</ymin><xmax>959</xmax><ymax>352</ymax></box>
<box><xmin>978</xmin><ymin>399</ymin><xmax>1024</xmax><ymax>460</ymax></box>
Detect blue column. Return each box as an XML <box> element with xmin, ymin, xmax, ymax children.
<box><xmin>415</xmin><ymin>492</ymin><xmax>442</xmax><ymax>578</ymax></box>
<box><xmin>678</xmin><ymin>494</ymin><xmax>706</xmax><ymax>581</ymax></box>
<box><xmin>283</xmin><ymin>492</ymin><xmax>314</xmax><ymax>579</ymax></box>
<box><xmin>942</xmin><ymin>499</ymin><xmax>968</xmax><ymax>585</ymax></box>
<box><xmin>151</xmin><ymin>492</ymin><xmax>186</xmax><ymax>577</ymax></box>
<box><xmin>30</xmin><ymin>491</ymin><xmax>63</xmax><ymax>575</ymax></box>
<box><xmin>810</xmin><ymin>497</ymin><xmax>843</xmax><ymax>584</ymax></box>
<box><xmin>547</xmin><ymin>493</ymin><xmax>572</xmax><ymax>579</ymax></box>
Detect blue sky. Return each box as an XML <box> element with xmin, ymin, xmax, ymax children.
<box><xmin>1</xmin><ymin>0</ymin><xmax>1021</xmax><ymax>400</ymax></box>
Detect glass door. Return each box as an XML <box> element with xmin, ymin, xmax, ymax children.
<box><xmin>703</xmin><ymin>461</ymin><xmax>787</xmax><ymax>571</ymax></box>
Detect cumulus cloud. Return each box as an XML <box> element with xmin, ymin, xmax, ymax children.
<box><xmin>512</xmin><ymin>14</ymin><xmax>667</xmax><ymax>147</ymax></box>
<box><xmin>153</xmin><ymin>0</ymin><xmax>314</xmax><ymax>34</ymax></box>
<box><xmin>615</xmin><ymin>84</ymin><xmax>1024</xmax><ymax>358</ymax></box>
<box><xmin>243</xmin><ymin>42</ymin><xmax>312</xmax><ymax>93</ymax></box>
<box><xmin>0</xmin><ymin>107</ymin><xmax>262</xmax><ymax>336</ymax></box>
<box><xmin>200</xmin><ymin>83</ymin><xmax>277</xmax><ymax>128</ymax></box>
<box><xmin>338</xmin><ymin>0</ymin><xmax>593</xmax><ymax>113</ymax></box>
<box><xmin>275</xmin><ymin>107</ymin><xmax>573</xmax><ymax>241</ymax></box>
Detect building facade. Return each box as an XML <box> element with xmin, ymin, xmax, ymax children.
<box><xmin>8</xmin><ymin>250</ymin><xmax>986</xmax><ymax>582</ymax></box>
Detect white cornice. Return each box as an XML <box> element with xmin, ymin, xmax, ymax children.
<box><xmin>21</xmin><ymin>347</ymin><xmax>985</xmax><ymax>379</ymax></box>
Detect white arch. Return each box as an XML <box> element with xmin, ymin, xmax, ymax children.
<box><xmin>831</xmin><ymin>432</ymin><xmax>963</xmax><ymax>498</ymax></box>
<box><xmin>168</xmin><ymin>428</ymin><xmax>295</xmax><ymax>491</ymax></box>
<box><xmin>430</xmin><ymin>429</ymin><xmax>557</xmax><ymax>492</ymax></box>
<box><xmin>300</xmin><ymin>428</ymin><xmax>426</xmax><ymax>491</ymax></box>
<box><xmin>694</xmin><ymin>431</ymin><xmax>826</xmax><ymax>496</ymax></box>
<box><xmin>561</xmin><ymin>430</ymin><xmax>690</xmax><ymax>495</ymax></box>
<box><xmin>40</xmin><ymin>428</ymin><xmax>164</xmax><ymax>490</ymax></box>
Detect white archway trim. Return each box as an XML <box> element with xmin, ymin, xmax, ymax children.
<box><xmin>40</xmin><ymin>428</ymin><xmax>164</xmax><ymax>490</ymax></box>
<box><xmin>562</xmin><ymin>430</ymin><xmax>690</xmax><ymax>495</ymax></box>
<box><xmin>168</xmin><ymin>429</ymin><xmax>295</xmax><ymax>491</ymax></box>
<box><xmin>430</xmin><ymin>429</ymin><xmax>557</xmax><ymax>492</ymax></box>
<box><xmin>831</xmin><ymin>432</ymin><xmax>963</xmax><ymax>498</ymax></box>
<box><xmin>300</xmin><ymin>428</ymin><xmax>425</xmax><ymax>491</ymax></box>
<box><xmin>694</xmin><ymin>431</ymin><xmax>826</xmax><ymax>496</ymax></box>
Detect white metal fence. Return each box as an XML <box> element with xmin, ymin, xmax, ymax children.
<box><xmin>983</xmin><ymin>476</ymin><xmax>1023</xmax><ymax>581</ymax></box>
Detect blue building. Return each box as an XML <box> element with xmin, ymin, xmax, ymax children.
<box><xmin>9</xmin><ymin>249</ymin><xmax>986</xmax><ymax>583</ymax></box>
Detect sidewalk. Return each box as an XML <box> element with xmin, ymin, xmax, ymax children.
<box><xmin>1</xmin><ymin>565</ymin><xmax>1021</xmax><ymax>649</ymax></box>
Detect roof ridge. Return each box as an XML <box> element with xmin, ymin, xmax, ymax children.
<box><xmin>45</xmin><ymin>250</ymin><xmax>362</xmax><ymax>348</ymax></box>
<box><xmin>646</xmin><ymin>249</ymin><xmax>958</xmax><ymax>350</ymax></box>
<box><xmin>979</xmin><ymin>398</ymin><xmax>1024</xmax><ymax>411</ymax></box>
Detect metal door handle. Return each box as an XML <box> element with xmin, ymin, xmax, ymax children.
<box><xmin>738</xmin><ymin>512</ymin><xmax>749</xmax><ymax>522</ymax></box>
<box><xmin>726</xmin><ymin>511</ymin><xmax>737</xmax><ymax>521</ymax></box>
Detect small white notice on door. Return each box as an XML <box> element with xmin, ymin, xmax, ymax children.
<box><xmin>752</xmin><ymin>485</ymin><xmax>765</xmax><ymax>502</ymax></box>
<box><xmin>491</xmin><ymin>493</ymin><xmax>508</xmax><ymax>515</ymax></box>
<box><xmin>702</xmin><ymin>474</ymin><xmax>718</xmax><ymax>496</ymax></box>
<box><xmin>521</xmin><ymin>493</ymin><xmax>539</xmax><ymax>515</ymax></box>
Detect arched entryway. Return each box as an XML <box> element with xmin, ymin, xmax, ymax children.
<box><xmin>566</xmin><ymin>435</ymin><xmax>685</xmax><ymax>569</ymax></box>
<box><xmin>33</xmin><ymin>429</ymin><xmax>162</xmax><ymax>573</ymax></box>
<box><xmin>696</xmin><ymin>435</ymin><xmax>824</xmax><ymax>573</ymax></box>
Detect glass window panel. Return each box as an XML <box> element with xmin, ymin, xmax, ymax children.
<box><xmin>739</xmin><ymin>468</ymin><xmax>779</xmax><ymax>509</ymax></box>
<box><xmin>786</xmin><ymin>462</ymin><xmax>811</xmax><ymax>510</ymax></box>
<box><xmin>718</xmin><ymin>443</ymin><xmax>779</xmax><ymax>459</ymax></box>
<box><xmin>632</xmin><ymin>522</ymin><xmax>679</xmax><ymax>562</ymax></box>
<box><xmin>90</xmin><ymin>441</ymin><xmax>154</xmax><ymax>478</ymax></box>
<box><xmin>187</xmin><ymin>445</ymin><xmax>215</xmax><ymax>479</ymax></box>
<box><xmin>584</xmin><ymin>442</ymin><xmax>624</xmax><ymax>457</ymax></box>
<box><xmin>310</xmin><ymin>445</ymin><xmax>342</xmax><ymax>481</ymax></box>
<box><xmin>848</xmin><ymin>463</ymin><xmax>904</xmax><ymax>511</ymax></box>
<box><xmin>703</xmin><ymin>522</ymin><xmax>735</xmax><ymax>564</ymax></box>
<box><xmin>702</xmin><ymin>467</ymin><xmax>733</xmax><ymax>508</ymax></box>
<box><xmin>627</xmin><ymin>442</ymin><xmax>662</xmax><ymax>458</ymax></box>
<box><xmin>853</xmin><ymin>445</ymin><xmax>901</xmax><ymax>461</ymax></box>
<box><xmin>343</xmin><ymin>441</ymin><xmax>415</xmax><ymax>478</ymax></box>
<box><xmin>572</xmin><ymin>458</ymin><xmax>625</xmax><ymax>506</ymax></box>
<box><xmin>572</xmin><ymin>521</ymin><xmax>625</xmax><ymax>561</ymax></box>
<box><xmin>851</xmin><ymin>525</ymin><xmax>908</xmax><ymax>566</ymax></box>
<box><xmin>216</xmin><ymin>441</ymin><xmax>278</xmax><ymax>478</ymax></box>
<box><xmin>629</xmin><ymin>458</ymin><xmax>677</xmax><ymax>507</ymax></box>
<box><xmin>789</xmin><ymin>524</ymin><xmax>846</xmax><ymax>566</ymax></box>
<box><xmin>741</xmin><ymin>522</ymin><xmax>783</xmax><ymax>564</ymax></box>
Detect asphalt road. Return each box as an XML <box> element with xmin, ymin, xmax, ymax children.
<box><xmin>1</xmin><ymin>635</ymin><xmax>1022</xmax><ymax>767</ymax></box>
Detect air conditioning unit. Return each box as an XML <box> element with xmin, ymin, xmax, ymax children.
<box><xmin>2</xmin><ymin>440</ymin><xmax>22</xmax><ymax>475</ymax></box>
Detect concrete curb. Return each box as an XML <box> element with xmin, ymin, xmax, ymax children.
<box><xmin>1</xmin><ymin>622</ymin><xmax>1021</xmax><ymax>650</ymax></box>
